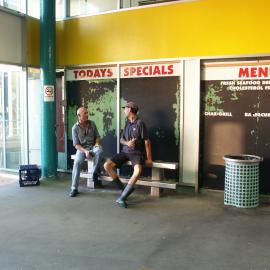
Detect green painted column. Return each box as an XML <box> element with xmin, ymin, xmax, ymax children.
<box><xmin>40</xmin><ymin>0</ymin><xmax>57</xmax><ymax>177</ymax></box>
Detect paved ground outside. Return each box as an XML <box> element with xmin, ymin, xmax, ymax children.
<box><xmin>0</xmin><ymin>172</ymin><xmax>270</xmax><ymax>270</ymax></box>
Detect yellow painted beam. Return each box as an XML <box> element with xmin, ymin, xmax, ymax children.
<box><xmin>27</xmin><ymin>0</ymin><xmax>270</xmax><ymax>66</ymax></box>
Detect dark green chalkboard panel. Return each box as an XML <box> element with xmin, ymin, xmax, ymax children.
<box><xmin>120</xmin><ymin>77</ymin><xmax>180</xmax><ymax>180</ymax></box>
<box><xmin>66</xmin><ymin>79</ymin><xmax>117</xmax><ymax>169</ymax></box>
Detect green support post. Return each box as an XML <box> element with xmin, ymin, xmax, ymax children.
<box><xmin>40</xmin><ymin>0</ymin><xmax>57</xmax><ymax>177</ymax></box>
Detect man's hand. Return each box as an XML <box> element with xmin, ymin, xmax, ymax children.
<box><xmin>145</xmin><ymin>159</ymin><xmax>153</xmax><ymax>167</ymax></box>
<box><xmin>126</xmin><ymin>138</ymin><xmax>136</xmax><ymax>148</ymax></box>
<box><xmin>84</xmin><ymin>149</ymin><xmax>92</xmax><ymax>159</ymax></box>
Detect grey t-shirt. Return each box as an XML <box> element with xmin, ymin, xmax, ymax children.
<box><xmin>72</xmin><ymin>120</ymin><xmax>100</xmax><ymax>149</ymax></box>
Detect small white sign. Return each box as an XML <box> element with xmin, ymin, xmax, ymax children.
<box><xmin>44</xmin><ymin>85</ymin><xmax>54</xmax><ymax>102</ymax></box>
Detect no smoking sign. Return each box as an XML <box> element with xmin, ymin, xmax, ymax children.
<box><xmin>44</xmin><ymin>85</ymin><xmax>54</xmax><ymax>102</ymax></box>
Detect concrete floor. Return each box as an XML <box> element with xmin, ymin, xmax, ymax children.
<box><xmin>0</xmin><ymin>173</ymin><xmax>270</xmax><ymax>270</ymax></box>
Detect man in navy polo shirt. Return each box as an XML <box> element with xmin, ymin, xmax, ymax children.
<box><xmin>69</xmin><ymin>107</ymin><xmax>104</xmax><ymax>197</ymax></box>
<box><xmin>104</xmin><ymin>101</ymin><xmax>152</xmax><ymax>208</ymax></box>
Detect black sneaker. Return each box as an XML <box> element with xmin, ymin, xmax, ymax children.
<box><xmin>112</xmin><ymin>177</ymin><xmax>124</xmax><ymax>191</ymax></box>
<box><xmin>94</xmin><ymin>181</ymin><xmax>104</xmax><ymax>189</ymax></box>
<box><xmin>116</xmin><ymin>198</ymin><xmax>127</xmax><ymax>208</ymax></box>
<box><xmin>93</xmin><ymin>173</ymin><xmax>99</xmax><ymax>182</ymax></box>
<box><xmin>69</xmin><ymin>189</ymin><xmax>78</xmax><ymax>197</ymax></box>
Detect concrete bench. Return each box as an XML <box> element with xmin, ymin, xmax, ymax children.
<box><xmin>71</xmin><ymin>155</ymin><xmax>178</xmax><ymax>197</ymax></box>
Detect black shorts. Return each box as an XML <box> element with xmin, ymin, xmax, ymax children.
<box><xmin>111</xmin><ymin>152</ymin><xmax>145</xmax><ymax>168</ymax></box>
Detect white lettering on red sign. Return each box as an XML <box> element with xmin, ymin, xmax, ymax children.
<box><xmin>203</xmin><ymin>64</ymin><xmax>270</xmax><ymax>80</ymax></box>
<box><xmin>66</xmin><ymin>67</ymin><xmax>117</xmax><ymax>81</ymax></box>
<box><xmin>120</xmin><ymin>63</ymin><xmax>180</xmax><ymax>78</ymax></box>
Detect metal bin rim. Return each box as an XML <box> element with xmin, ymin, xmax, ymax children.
<box><xmin>223</xmin><ymin>154</ymin><xmax>263</xmax><ymax>164</ymax></box>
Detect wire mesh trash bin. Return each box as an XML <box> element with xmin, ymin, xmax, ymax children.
<box><xmin>223</xmin><ymin>155</ymin><xmax>263</xmax><ymax>208</ymax></box>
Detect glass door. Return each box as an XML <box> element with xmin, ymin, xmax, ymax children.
<box><xmin>0</xmin><ymin>65</ymin><xmax>23</xmax><ymax>170</ymax></box>
<box><xmin>5</xmin><ymin>71</ymin><xmax>22</xmax><ymax>169</ymax></box>
<box><xmin>0</xmin><ymin>73</ymin><xmax>4</xmax><ymax>168</ymax></box>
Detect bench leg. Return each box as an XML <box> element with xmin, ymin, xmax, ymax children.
<box><xmin>87</xmin><ymin>178</ymin><xmax>95</xmax><ymax>188</ymax></box>
<box><xmin>151</xmin><ymin>186</ymin><xmax>161</xmax><ymax>197</ymax></box>
<box><xmin>86</xmin><ymin>160</ymin><xmax>94</xmax><ymax>189</ymax></box>
<box><xmin>151</xmin><ymin>167</ymin><xmax>164</xmax><ymax>197</ymax></box>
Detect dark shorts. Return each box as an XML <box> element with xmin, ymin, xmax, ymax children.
<box><xmin>111</xmin><ymin>152</ymin><xmax>145</xmax><ymax>168</ymax></box>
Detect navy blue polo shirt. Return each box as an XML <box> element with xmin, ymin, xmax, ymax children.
<box><xmin>72</xmin><ymin>120</ymin><xmax>100</xmax><ymax>149</ymax></box>
<box><xmin>121</xmin><ymin>118</ymin><xmax>149</xmax><ymax>155</ymax></box>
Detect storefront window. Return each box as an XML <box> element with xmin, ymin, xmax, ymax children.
<box><xmin>6</xmin><ymin>71</ymin><xmax>21</xmax><ymax>169</ymax></box>
<box><xmin>68</xmin><ymin>0</ymin><xmax>181</xmax><ymax>15</ymax></box>
<box><xmin>56</xmin><ymin>0</ymin><xmax>64</xmax><ymax>19</ymax></box>
<box><xmin>27</xmin><ymin>0</ymin><xmax>39</xmax><ymax>18</ymax></box>
<box><xmin>0</xmin><ymin>65</ymin><xmax>23</xmax><ymax>170</ymax></box>
<box><xmin>0</xmin><ymin>0</ymin><xmax>26</xmax><ymax>14</ymax></box>
<box><xmin>70</xmin><ymin>0</ymin><xmax>117</xmax><ymax>16</ymax></box>
<box><xmin>0</xmin><ymin>73</ymin><xmax>3</xmax><ymax>168</ymax></box>
<box><xmin>27</xmin><ymin>0</ymin><xmax>63</xmax><ymax>19</ymax></box>
<box><xmin>0</xmin><ymin>65</ymin><xmax>26</xmax><ymax>170</ymax></box>
<box><xmin>121</xmin><ymin>0</ymin><xmax>139</xmax><ymax>8</ymax></box>
<box><xmin>1</xmin><ymin>0</ymin><xmax>182</xmax><ymax>18</ymax></box>
<box><xmin>121</xmin><ymin>0</ymin><xmax>180</xmax><ymax>8</ymax></box>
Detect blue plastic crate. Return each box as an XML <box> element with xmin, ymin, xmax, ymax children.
<box><xmin>19</xmin><ymin>164</ymin><xmax>41</xmax><ymax>187</ymax></box>
<box><xmin>20</xmin><ymin>164</ymin><xmax>39</xmax><ymax>170</ymax></box>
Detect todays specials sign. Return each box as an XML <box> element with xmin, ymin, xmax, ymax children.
<box><xmin>66</xmin><ymin>63</ymin><xmax>181</xmax><ymax>81</ymax></box>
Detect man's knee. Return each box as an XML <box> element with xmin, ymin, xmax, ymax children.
<box><xmin>93</xmin><ymin>146</ymin><xmax>103</xmax><ymax>157</ymax></box>
<box><xmin>74</xmin><ymin>158</ymin><xmax>84</xmax><ymax>167</ymax></box>
<box><xmin>133</xmin><ymin>164</ymin><xmax>142</xmax><ymax>177</ymax></box>
<box><xmin>104</xmin><ymin>160</ymin><xmax>115</xmax><ymax>171</ymax></box>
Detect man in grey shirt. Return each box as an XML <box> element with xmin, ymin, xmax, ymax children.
<box><xmin>69</xmin><ymin>107</ymin><xmax>104</xmax><ymax>197</ymax></box>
